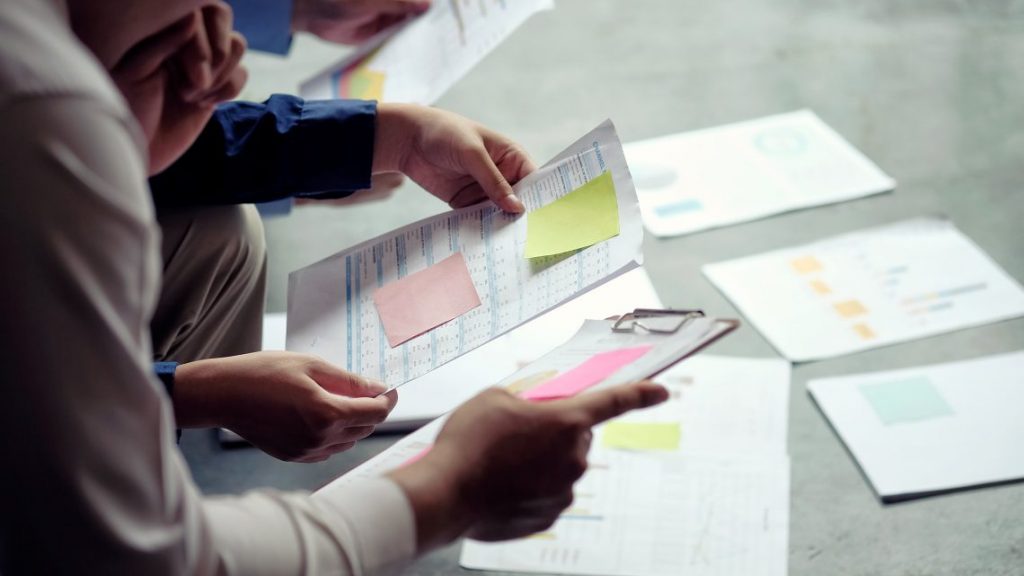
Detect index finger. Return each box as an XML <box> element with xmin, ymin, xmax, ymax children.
<box><xmin>561</xmin><ymin>381</ymin><xmax>669</xmax><ymax>425</ymax></box>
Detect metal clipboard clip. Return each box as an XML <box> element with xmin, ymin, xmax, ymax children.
<box><xmin>611</xmin><ymin>308</ymin><xmax>706</xmax><ymax>334</ymax></box>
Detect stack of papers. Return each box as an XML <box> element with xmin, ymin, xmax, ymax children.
<box><xmin>300</xmin><ymin>0</ymin><xmax>553</xmax><ymax>104</ymax></box>
<box><xmin>808</xmin><ymin>351</ymin><xmax>1024</xmax><ymax>502</ymax></box>
<box><xmin>318</xmin><ymin>356</ymin><xmax>791</xmax><ymax>576</ymax></box>
<box><xmin>704</xmin><ymin>218</ymin><xmax>1024</xmax><ymax>361</ymax></box>
<box><xmin>460</xmin><ymin>355</ymin><xmax>791</xmax><ymax>576</ymax></box>
<box><xmin>287</xmin><ymin>121</ymin><xmax>643</xmax><ymax>389</ymax></box>
<box><xmin>624</xmin><ymin>110</ymin><xmax>895</xmax><ymax>237</ymax></box>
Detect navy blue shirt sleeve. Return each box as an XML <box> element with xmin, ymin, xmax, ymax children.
<box><xmin>150</xmin><ymin>95</ymin><xmax>377</xmax><ymax>207</ymax></box>
<box><xmin>229</xmin><ymin>0</ymin><xmax>294</xmax><ymax>55</ymax></box>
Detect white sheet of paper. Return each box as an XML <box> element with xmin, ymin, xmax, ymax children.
<box><xmin>704</xmin><ymin>217</ymin><xmax>1024</xmax><ymax>361</ymax></box>
<box><xmin>808</xmin><ymin>351</ymin><xmax>1024</xmax><ymax>502</ymax></box>
<box><xmin>460</xmin><ymin>453</ymin><xmax>790</xmax><ymax>576</ymax></box>
<box><xmin>376</xmin><ymin>267</ymin><xmax>664</xmax><ymax>431</ymax></box>
<box><xmin>316</xmin><ymin>354</ymin><xmax>791</xmax><ymax>576</ymax></box>
<box><xmin>300</xmin><ymin>0</ymin><xmax>553</xmax><ymax>104</ymax></box>
<box><xmin>609</xmin><ymin>355</ymin><xmax>791</xmax><ymax>456</ymax></box>
<box><xmin>287</xmin><ymin>120</ymin><xmax>643</xmax><ymax>388</ymax></box>
<box><xmin>624</xmin><ymin>110</ymin><xmax>895</xmax><ymax>237</ymax></box>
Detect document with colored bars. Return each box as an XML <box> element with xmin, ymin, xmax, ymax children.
<box><xmin>300</xmin><ymin>0</ymin><xmax>554</xmax><ymax>105</ymax></box>
<box><xmin>286</xmin><ymin>120</ymin><xmax>643</xmax><ymax>387</ymax></box>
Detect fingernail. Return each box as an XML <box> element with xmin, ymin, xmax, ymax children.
<box><xmin>505</xmin><ymin>194</ymin><xmax>525</xmax><ymax>213</ymax></box>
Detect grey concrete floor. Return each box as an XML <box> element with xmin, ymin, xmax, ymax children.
<box><xmin>181</xmin><ymin>1</ymin><xmax>1024</xmax><ymax>574</ymax></box>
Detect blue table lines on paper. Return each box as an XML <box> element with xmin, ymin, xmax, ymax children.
<box><xmin>482</xmin><ymin>207</ymin><xmax>500</xmax><ymax>338</ymax></box>
<box><xmin>354</xmin><ymin>252</ymin><xmax>363</xmax><ymax>373</ymax></box>
<box><xmin>345</xmin><ymin>255</ymin><xmax>354</xmax><ymax>371</ymax></box>
<box><xmin>396</xmin><ymin>233</ymin><xmax>410</xmax><ymax>382</ymax></box>
<box><xmin>424</xmin><ymin>223</ymin><xmax>438</xmax><ymax>369</ymax></box>
<box><xmin>375</xmin><ymin>243</ymin><xmax>386</xmax><ymax>379</ymax></box>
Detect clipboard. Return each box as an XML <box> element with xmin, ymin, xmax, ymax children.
<box><xmin>497</xmin><ymin>308</ymin><xmax>740</xmax><ymax>401</ymax></box>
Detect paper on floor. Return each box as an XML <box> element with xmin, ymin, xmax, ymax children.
<box><xmin>625</xmin><ymin>110</ymin><xmax>895</xmax><ymax>237</ymax></box>
<box><xmin>808</xmin><ymin>350</ymin><xmax>1024</xmax><ymax>502</ymax></box>
<box><xmin>703</xmin><ymin>217</ymin><xmax>1024</xmax><ymax>361</ymax></box>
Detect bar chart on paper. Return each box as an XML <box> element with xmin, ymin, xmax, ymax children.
<box><xmin>703</xmin><ymin>218</ymin><xmax>1024</xmax><ymax>361</ymax></box>
<box><xmin>300</xmin><ymin>0</ymin><xmax>553</xmax><ymax>104</ymax></box>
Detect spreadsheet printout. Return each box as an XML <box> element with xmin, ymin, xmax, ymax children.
<box><xmin>287</xmin><ymin>120</ymin><xmax>643</xmax><ymax>387</ymax></box>
<box><xmin>300</xmin><ymin>0</ymin><xmax>553</xmax><ymax>105</ymax></box>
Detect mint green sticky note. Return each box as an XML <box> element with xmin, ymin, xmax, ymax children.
<box><xmin>859</xmin><ymin>377</ymin><xmax>954</xmax><ymax>426</ymax></box>
<box><xmin>524</xmin><ymin>171</ymin><xmax>619</xmax><ymax>258</ymax></box>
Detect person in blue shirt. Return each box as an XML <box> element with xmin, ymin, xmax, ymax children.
<box><xmin>125</xmin><ymin>1</ymin><xmax>531</xmax><ymax>460</ymax></box>
<box><xmin>233</xmin><ymin>0</ymin><xmax>431</xmax><ymax>54</ymax></box>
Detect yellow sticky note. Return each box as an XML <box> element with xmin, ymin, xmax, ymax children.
<box><xmin>348</xmin><ymin>68</ymin><xmax>385</xmax><ymax>100</ymax></box>
<box><xmin>601</xmin><ymin>422</ymin><xmax>681</xmax><ymax>451</ymax></box>
<box><xmin>524</xmin><ymin>171</ymin><xmax>619</xmax><ymax>258</ymax></box>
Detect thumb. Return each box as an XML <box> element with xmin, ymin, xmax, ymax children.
<box><xmin>465</xmin><ymin>146</ymin><xmax>525</xmax><ymax>213</ymax></box>
<box><xmin>309</xmin><ymin>361</ymin><xmax>388</xmax><ymax>398</ymax></box>
<box><xmin>563</xmin><ymin>381</ymin><xmax>669</xmax><ymax>426</ymax></box>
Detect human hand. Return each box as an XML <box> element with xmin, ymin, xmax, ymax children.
<box><xmin>174</xmin><ymin>351</ymin><xmax>397</xmax><ymax>462</ymax></box>
<box><xmin>387</xmin><ymin>381</ymin><xmax>668</xmax><ymax>551</ymax></box>
<box><xmin>292</xmin><ymin>0</ymin><xmax>431</xmax><ymax>45</ymax></box>
<box><xmin>373</xmin><ymin>103</ymin><xmax>535</xmax><ymax>213</ymax></box>
<box><xmin>110</xmin><ymin>3</ymin><xmax>247</xmax><ymax>175</ymax></box>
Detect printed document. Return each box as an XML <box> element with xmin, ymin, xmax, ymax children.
<box><xmin>625</xmin><ymin>110</ymin><xmax>895</xmax><ymax>237</ymax></box>
<box><xmin>704</xmin><ymin>218</ymin><xmax>1024</xmax><ymax>361</ymax></box>
<box><xmin>809</xmin><ymin>351</ymin><xmax>1024</xmax><ymax>501</ymax></box>
<box><xmin>300</xmin><ymin>0</ymin><xmax>553</xmax><ymax>104</ymax></box>
<box><xmin>287</xmin><ymin>120</ymin><xmax>643</xmax><ymax>388</ymax></box>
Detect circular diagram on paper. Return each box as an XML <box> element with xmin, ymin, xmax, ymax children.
<box><xmin>753</xmin><ymin>127</ymin><xmax>810</xmax><ymax>156</ymax></box>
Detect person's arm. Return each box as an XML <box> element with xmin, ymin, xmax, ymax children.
<box><xmin>0</xmin><ymin>93</ymin><xmax>415</xmax><ymax>575</ymax></box>
<box><xmin>149</xmin><ymin>95</ymin><xmax>377</xmax><ymax>207</ymax></box>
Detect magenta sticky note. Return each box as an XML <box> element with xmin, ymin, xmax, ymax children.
<box><xmin>373</xmin><ymin>253</ymin><xmax>481</xmax><ymax>348</ymax></box>
<box><xmin>521</xmin><ymin>345</ymin><xmax>654</xmax><ymax>401</ymax></box>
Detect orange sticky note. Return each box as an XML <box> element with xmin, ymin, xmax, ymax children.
<box><xmin>521</xmin><ymin>345</ymin><xmax>654</xmax><ymax>401</ymax></box>
<box><xmin>373</xmin><ymin>253</ymin><xmax>481</xmax><ymax>347</ymax></box>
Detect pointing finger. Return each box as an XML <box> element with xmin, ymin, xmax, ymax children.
<box><xmin>562</xmin><ymin>381</ymin><xmax>668</xmax><ymax>426</ymax></box>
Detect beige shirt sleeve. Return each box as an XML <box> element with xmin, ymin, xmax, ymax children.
<box><xmin>0</xmin><ymin>92</ymin><xmax>415</xmax><ymax>575</ymax></box>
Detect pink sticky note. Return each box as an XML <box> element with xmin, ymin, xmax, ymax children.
<box><xmin>521</xmin><ymin>345</ymin><xmax>654</xmax><ymax>401</ymax></box>
<box><xmin>374</xmin><ymin>253</ymin><xmax>481</xmax><ymax>348</ymax></box>
<box><xmin>401</xmin><ymin>444</ymin><xmax>433</xmax><ymax>467</ymax></box>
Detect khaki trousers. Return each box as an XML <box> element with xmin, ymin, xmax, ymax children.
<box><xmin>152</xmin><ymin>204</ymin><xmax>267</xmax><ymax>363</ymax></box>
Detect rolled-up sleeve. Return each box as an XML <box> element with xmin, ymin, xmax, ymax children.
<box><xmin>150</xmin><ymin>95</ymin><xmax>377</xmax><ymax>207</ymax></box>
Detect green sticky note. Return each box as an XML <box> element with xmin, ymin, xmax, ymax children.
<box><xmin>601</xmin><ymin>422</ymin><xmax>681</xmax><ymax>451</ymax></box>
<box><xmin>524</xmin><ymin>171</ymin><xmax>620</xmax><ymax>258</ymax></box>
<box><xmin>859</xmin><ymin>377</ymin><xmax>954</xmax><ymax>426</ymax></box>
